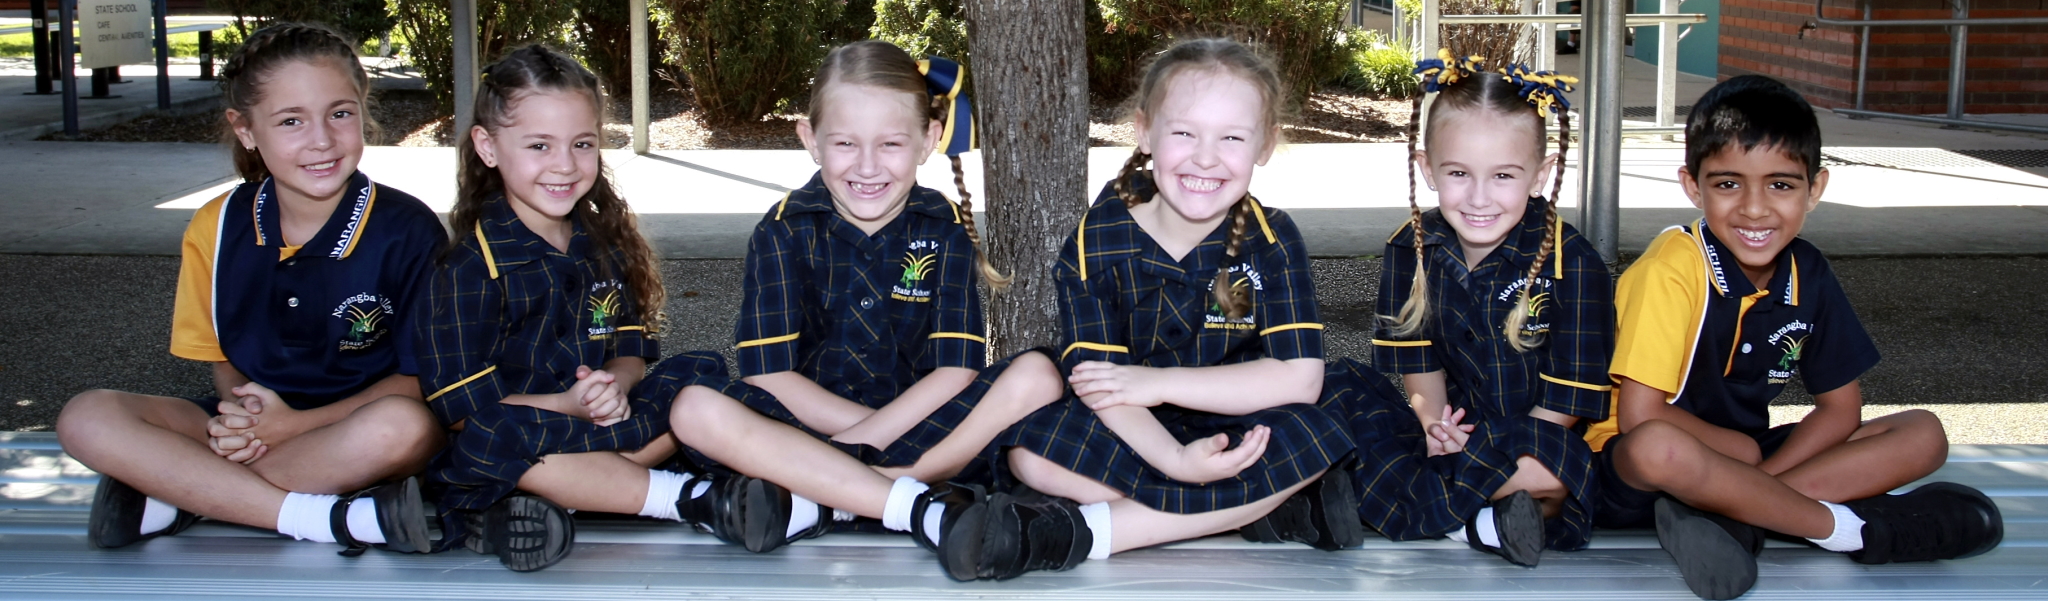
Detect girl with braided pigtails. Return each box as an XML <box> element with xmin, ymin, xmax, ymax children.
<box><xmin>943</xmin><ymin>38</ymin><xmax>1362</xmax><ymax>581</ymax></box>
<box><xmin>666</xmin><ymin>40</ymin><xmax>1066</xmax><ymax>569</ymax></box>
<box><xmin>1323</xmin><ymin>50</ymin><xmax>1613</xmax><ymax>566</ymax></box>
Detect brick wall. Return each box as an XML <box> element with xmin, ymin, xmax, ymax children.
<box><xmin>1719</xmin><ymin>0</ymin><xmax>2048</xmax><ymax>114</ymax></box>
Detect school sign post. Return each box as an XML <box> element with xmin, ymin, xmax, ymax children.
<box><xmin>79</xmin><ymin>0</ymin><xmax>152</xmax><ymax>70</ymax></box>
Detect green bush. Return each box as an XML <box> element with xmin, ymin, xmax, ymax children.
<box><xmin>1086</xmin><ymin>1</ymin><xmax>1155</xmax><ymax>102</ymax></box>
<box><xmin>1097</xmin><ymin>0</ymin><xmax>1354</xmax><ymax>108</ymax></box>
<box><xmin>871</xmin><ymin>0</ymin><xmax>972</xmax><ymax>68</ymax></box>
<box><xmin>389</xmin><ymin>0</ymin><xmax>576</xmax><ymax>111</ymax></box>
<box><xmin>657</xmin><ymin>0</ymin><xmax>843</xmax><ymax>126</ymax></box>
<box><xmin>1331</xmin><ymin>30</ymin><xmax>1417</xmax><ymax>99</ymax></box>
<box><xmin>209</xmin><ymin>0</ymin><xmax>394</xmax><ymax>48</ymax></box>
<box><xmin>570</xmin><ymin>0</ymin><xmax>671</xmax><ymax>98</ymax></box>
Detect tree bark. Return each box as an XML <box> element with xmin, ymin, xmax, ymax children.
<box><xmin>963</xmin><ymin>0</ymin><xmax>1091</xmax><ymax>357</ymax></box>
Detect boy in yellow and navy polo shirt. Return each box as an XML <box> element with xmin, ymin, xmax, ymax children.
<box><xmin>1585</xmin><ymin>75</ymin><xmax>2003</xmax><ymax>600</ymax></box>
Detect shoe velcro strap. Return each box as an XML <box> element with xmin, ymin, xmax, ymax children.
<box><xmin>331</xmin><ymin>489</ymin><xmax>371</xmax><ymax>557</ymax></box>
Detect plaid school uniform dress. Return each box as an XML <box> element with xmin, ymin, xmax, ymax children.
<box><xmin>1336</xmin><ymin>199</ymin><xmax>1613</xmax><ymax>550</ymax></box>
<box><xmin>415</xmin><ymin>196</ymin><xmax>723</xmax><ymax>512</ymax></box>
<box><xmin>994</xmin><ymin>173</ymin><xmax>1355</xmax><ymax>515</ymax></box>
<box><xmin>681</xmin><ymin>172</ymin><xmax>1022</xmax><ymax>473</ymax></box>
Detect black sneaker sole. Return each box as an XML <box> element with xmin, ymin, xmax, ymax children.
<box><xmin>1922</xmin><ymin>482</ymin><xmax>2005</xmax><ymax>560</ymax></box>
<box><xmin>87</xmin><ymin>475</ymin><xmax>146</xmax><ymax>549</ymax></box>
<box><xmin>471</xmin><ymin>495</ymin><xmax>575</xmax><ymax>572</ymax></box>
<box><xmin>377</xmin><ymin>478</ymin><xmax>432</xmax><ymax>554</ymax></box>
<box><xmin>1314</xmin><ymin>468</ymin><xmax>1368</xmax><ymax>550</ymax></box>
<box><xmin>939</xmin><ymin>499</ymin><xmax>989</xmax><ymax>582</ymax></box>
<box><xmin>1494</xmin><ymin>491</ymin><xmax>1545</xmax><ymax>567</ymax></box>
<box><xmin>741</xmin><ymin>477</ymin><xmax>792</xmax><ymax>553</ymax></box>
<box><xmin>1655</xmin><ymin>498</ymin><xmax>1758</xmax><ymax>600</ymax></box>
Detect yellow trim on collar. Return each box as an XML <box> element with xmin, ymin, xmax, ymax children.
<box><xmin>1246</xmin><ymin>196</ymin><xmax>1277</xmax><ymax>244</ymax></box>
<box><xmin>1787</xmin><ymin>260</ymin><xmax>1800</xmax><ymax>306</ymax></box>
<box><xmin>930</xmin><ymin>332</ymin><xmax>987</xmax><ymax>343</ymax></box>
<box><xmin>1075</xmin><ymin>212</ymin><xmax>1090</xmax><ymax>281</ymax></box>
<box><xmin>337</xmin><ymin>185</ymin><xmax>377</xmax><ymax>259</ymax></box>
<box><xmin>474</xmin><ymin>222</ymin><xmax>500</xmax><ymax>280</ymax></box>
<box><xmin>947</xmin><ymin>197</ymin><xmax>961</xmax><ymax>224</ymax></box>
<box><xmin>617</xmin><ymin>325</ymin><xmax>646</xmax><ymax>332</ymax></box>
<box><xmin>1060</xmin><ymin>341</ymin><xmax>1129</xmax><ymax>360</ymax></box>
<box><xmin>1540</xmin><ymin>372</ymin><xmax>1614</xmax><ymax>392</ymax></box>
<box><xmin>1371</xmin><ymin>338</ymin><xmax>1432</xmax><ymax>347</ymax></box>
<box><xmin>1552</xmin><ymin>211</ymin><xmax>1564</xmax><ymax>280</ymax></box>
<box><xmin>774</xmin><ymin>193</ymin><xmax>792</xmax><ymax>221</ymax></box>
<box><xmin>737</xmin><ymin>332</ymin><xmax>800</xmax><ymax>348</ymax></box>
<box><xmin>1258</xmin><ymin>322</ymin><xmax>1325</xmax><ymax>336</ymax></box>
<box><xmin>427</xmin><ymin>365</ymin><xmax>497</xmax><ymax>401</ymax></box>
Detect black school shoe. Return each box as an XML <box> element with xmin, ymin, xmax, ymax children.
<box><xmin>677</xmin><ymin>472</ymin><xmax>830</xmax><ymax>553</ymax></box>
<box><xmin>331</xmin><ymin>476</ymin><xmax>433</xmax><ymax>557</ymax></box>
<box><xmin>1466</xmin><ymin>490</ymin><xmax>1545</xmax><ymax>566</ymax></box>
<box><xmin>1845</xmin><ymin>482</ymin><xmax>2004</xmax><ymax>565</ymax></box>
<box><xmin>941</xmin><ymin>485</ymin><xmax>1092</xmax><ymax>581</ymax></box>
<box><xmin>86</xmin><ymin>475</ymin><xmax>201</xmax><ymax>549</ymax></box>
<box><xmin>1655</xmin><ymin>498</ymin><xmax>1762</xmax><ymax>600</ymax></box>
<box><xmin>467</xmin><ymin>493</ymin><xmax>575</xmax><ymax>572</ymax></box>
<box><xmin>910</xmin><ymin>482</ymin><xmax>990</xmax><ymax>581</ymax></box>
<box><xmin>1239</xmin><ymin>466</ymin><xmax>1368</xmax><ymax>551</ymax></box>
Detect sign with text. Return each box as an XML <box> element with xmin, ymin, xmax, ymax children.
<box><xmin>80</xmin><ymin>0</ymin><xmax>153</xmax><ymax>69</ymax></box>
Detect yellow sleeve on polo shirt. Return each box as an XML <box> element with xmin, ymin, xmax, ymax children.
<box><xmin>169</xmin><ymin>193</ymin><xmax>230</xmax><ymax>362</ymax></box>
<box><xmin>1586</xmin><ymin>228</ymin><xmax>1708</xmax><ymax>451</ymax></box>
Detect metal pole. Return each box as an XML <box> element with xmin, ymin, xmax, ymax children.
<box><xmin>196</xmin><ymin>29</ymin><xmax>214</xmax><ymax>80</ymax></box>
<box><xmin>28</xmin><ymin>0</ymin><xmax>54</xmax><ymax>95</ymax></box>
<box><xmin>1656</xmin><ymin>0</ymin><xmax>1679</xmax><ymax>131</ymax></box>
<box><xmin>631</xmin><ymin>0</ymin><xmax>649</xmax><ymax>154</ymax></box>
<box><xmin>1854</xmin><ymin>0</ymin><xmax>1868</xmax><ymax>110</ymax></box>
<box><xmin>59</xmin><ymin>0</ymin><xmax>78</xmax><ymax>137</ymax></box>
<box><xmin>1537</xmin><ymin>0</ymin><xmax>1555</xmax><ymax>72</ymax></box>
<box><xmin>153</xmin><ymin>0</ymin><xmax>169</xmax><ymax>109</ymax></box>
<box><xmin>1421</xmin><ymin>0</ymin><xmax>1440</xmax><ymax>57</ymax></box>
<box><xmin>1579</xmin><ymin>0</ymin><xmax>1623</xmax><ymax>262</ymax></box>
<box><xmin>451</xmin><ymin>0</ymin><xmax>479</xmax><ymax>142</ymax></box>
<box><xmin>1946</xmin><ymin>0</ymin><xmax>1966</xmax><ymax>120</ymax></box>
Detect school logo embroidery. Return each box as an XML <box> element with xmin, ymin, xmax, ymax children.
<box><xmin>892</xmin><ymin>239</ymin><xmax>940</xmax><ymax>303</ymax></box>
<box><xmin>1765</xmin><ymin>320</ymin><xmax>1812</xmax><ymax>384</ymax></box>
<box><xmin>331</xmin><ymin>293</ymin><xmax>394</xmax><ymax>351</ymax></box>
<box><xmin>587</xmin><ymin>280</ymin><xmax>626</xmax><ymax>339</ymax></box>
<box><xmin>1496</xmin><ymin>278</ymin><xmax>1555</xmax><ymax>334</ymax></box>
<box><xmin>1204</xmin><ymin>261</ymin><xmax>1262</xmax><ymax>330</ymax></box>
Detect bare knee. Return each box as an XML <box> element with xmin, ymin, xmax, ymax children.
<box><xmin>56</xmin><ymin>390</ymin><xmax>136</xmax><ymax>450</ymax></box>
<box><xmin>995</xmin><ymin>352</ymin><xmax>1063</xmax><ymax>413</ymax></box>
<box><xmin>1887</xmin><ymin>409</ymin><xmax>1949</xmax><ymax>474</ymax></box>
<box><xmin>1614</xmin><ymin>420</ymin><xmax>1705</xmax><ymax>491</ymax></box>
<box><xmin>670</xmin><ymin>386</ymin><xmax>742</xmax><ymax>447</ymax></box>
<box><xmin>350</xmin><ymin>396</ymin><xmax>442</xmax><ymax>467</ymax></box>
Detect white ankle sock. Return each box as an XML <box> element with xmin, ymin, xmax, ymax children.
<box><xmin>641</xmin><ymin>470</ymin><xmax>694</xmax><ymax>522</ymax></box>
<box><xmin>786</xmin><ymin>494</ymin><xmax>823</xmax><ymax>538</ymax></box>
<box><xmin>275</xmin><ymin>492</ymin><xmax>384</xmax><ymax>544</ymax></box>
<box><xmin>1806</xmin><ymin>501</ymin><xmax>1866</xmax><ymax>552</ymax></box>
<box><xmin>881</xmin><ymin>477</ymin><xmax>929</xmax><ymax>532</ymax></box>
<box><xmin>1472</xmin><ymin>507</ymin><xmax>1502</xmax><ymax>547</ymax></box>
<box><xmin>1079</xmin><ymin>502</ymin><xmax>1113</xmax><ymax>560</ymax></box>
<box><xmin>140</xmin><ymin>496</ymin><xmax>177</xmax><ymax>535</ymax></box>
<box><xmin>921</xmin><ymin>505</ymin><xmax>946</xmax><ymax>546</ymax></box>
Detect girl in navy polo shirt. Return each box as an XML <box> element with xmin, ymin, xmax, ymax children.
<box><xmin>57</xmin><ymin>23</ymin><xmax>445</xmax><ymax>556</ymax></box>
<box><xmin>941</xmin><ymin>38</ymin><xmax>1362</xmax><ymax>580</ymax></box>
<box><xmin>1337</xmin><ymin>52</ymin><xmax>1612</xmax><ymax>566</ymax></box>
<box><xmin>665</xmin><ymin>41</ymin><xmax>1064</xmax><ymax>567</ymax></box>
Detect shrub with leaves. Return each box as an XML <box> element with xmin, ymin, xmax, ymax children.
<box><xmin>1331</xmin><ymin>30</ymin><xmax>1418</xmax><ymax>99</ymax></box>
<box><xmin>872</xmin><ymin>0</ymin><xmax>970</xmax><ymax>69</ymax></box>
<box><xmin>1438</xmin><ymin>0</ymin><xmax>1533</xmax><ymax>64</ymax></box>
<box><xmin>657</xmin><ymin>0</ymin><xmax>843</xmax><ymax>126</ymax></box>
<box><xmin>1096</xmin><ymin>0</ymin><xmax>1353</xmax><ymax>108</ymax></box>
<box><xmin>209</xmin><ymin>0</ymin><xmax>394</xmax><ymax>48</ymax></box>
<box><xmin>571</xmin><ymin>0</ymin><xmax>673</xmax><ymax>97</ymax></box>
<box><xmin>388</xmin><ymin>0</ymin><xmax>576</xmax><ymax>111</ymax></box>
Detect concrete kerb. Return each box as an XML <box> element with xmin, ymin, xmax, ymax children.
<box><xmin>0</xmin><ymin>93</ymin><xmax>220</xmax><ymax>141</ymax></box>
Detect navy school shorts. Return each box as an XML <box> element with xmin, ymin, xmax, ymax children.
<box><xmin>1593</xmin><ymin>423</ymin><xmax>1798</xmax><ymax>529</ymax></box>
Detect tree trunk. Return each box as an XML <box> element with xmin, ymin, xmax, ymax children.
<box><xmin>962</xmin><ymin>0</ymin><xmax>1090</xmax><ymax>357</ymax></box>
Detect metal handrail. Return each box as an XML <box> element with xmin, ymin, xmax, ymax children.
<box><xmin>1438</xmin><ymin>14</ymin><xmax>1705</xmax><ymax>25</ymax></box>
<box><xmin>1809</xmin><ymin>0</ymin><xmax>2048</xmax><ymax>133</ymax></box>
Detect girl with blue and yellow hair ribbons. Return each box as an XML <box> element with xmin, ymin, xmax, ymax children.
<box><xmin>1318</xmin><ymin>49</ymin><xmax>1614</xmax><ymax>566</ymax></box>
<box><xmin>665</xmin><ymin>40</ymin><xmax>1067</xmax><ymax>563</ymax></box>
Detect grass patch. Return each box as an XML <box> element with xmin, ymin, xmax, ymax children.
<box><xmin>0</xmin><ymin>31</ymin><xmax>210</xmax><ymax>59</ymax></box>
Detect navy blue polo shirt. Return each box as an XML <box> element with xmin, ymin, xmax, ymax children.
<box><xmin>734</xmin><ymin>172</ymin><xmax>987</xmax><ymax>409</ymax></box>
<box><xmin>1056</xmin><ymin>172</ymin><xmax>1325</xmax><ymax>373</ymax></box>
<box><xmin>414</xmin><ymin>195</ymin><xmax>662</xmax><ymax>427</ymax></box>
<box><xmin>1371</xmin><ymin>200</ymin><xmax>1615</xmax><ymax>422</ymax></box>
<box><xmin>170</xmin><ymin>172</ymin><xmax>446</xmax><ymax>409</ymax></box>
<box><xmin>1586</xmin><ymin>220</ymin><xmax>1880</xmax><ymax>449</ymax></box>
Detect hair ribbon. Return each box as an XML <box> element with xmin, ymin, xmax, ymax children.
<box><xmin>1413</xmin><ymin>48</ymin><xmax>1485</xmax><ymax>93</ymax></box>
<box><xmin>1499</xmin><ymin>63</ymin><xmax>1579</xmax><ymax>119</ymax></box>
<box><xmin>918</xmin><ymin>57</ymin><xmax>975</xmax><ymax>157</ymax></box>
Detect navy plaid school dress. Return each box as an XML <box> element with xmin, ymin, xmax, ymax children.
<box><xmin>994</xmin><ymin>173</ymin><xmax>1355</xmax><ymax>515</ymax></box>
<box><xmin>681</xmin><ymin>172</ymin><xmax>1023</xmax><ymax>473</ymax></box>
<box><xmin>414</xmin><ymin>195</ymin><xmax>723</xmax><ymax>511</ymax></box>
<box><xmin>1332</xmin><ymin>198</ymin><xmax>1612</xmax><ymax>550</ymax></box>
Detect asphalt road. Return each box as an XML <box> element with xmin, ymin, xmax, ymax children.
<box><xmin>4</xmin><ymin>254</ymin><xmax>2044</xmax><ymax>441</ymax></box>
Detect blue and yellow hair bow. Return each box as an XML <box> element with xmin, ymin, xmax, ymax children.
<box><xmin>1499</xmin><ymin>63</ymin><xmax>1579</xmax><ymax>119</ymax></box>
<box><xmin>1413</xmin><ymin>48</ymin><xmax>1486</xmax><ymax>93</ymax></box>
<box><xmin>918</xmin><ymin>57</ymin><xmax>975</xmax><ymax>157</ymax></box>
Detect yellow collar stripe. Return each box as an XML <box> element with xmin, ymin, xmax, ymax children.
<box><xmin>1246</xmin><ymin>197</ymin><xmax>1277</xmax><ymax>244</ymax></box>
<box><xmin>1076</xmin><ymin>212</ymin><xmax>1091</xmax><ymax>281</ymax></box>
<box><xmin>737</xmin><ymin>332</ymin><xmax>800</xmax><ymax>348</ymax></box>
<box><xmin>774</xmin><ymin>193</ymin><xmax>792</xmax><ymax>221</ymax></box>
<box><xmin>1787</xmin><ymin>260</ymin><xmax>1800</xmax><ymax>306</ymax></box>
<box><xmin>474</xmin><ymin>222</ymin><xmax>500</xmax><ymax>280</ymax></box>
<box><xmin>1258</xmin><ymin>322</ymin><xmax>1325</xmax><ymax>336</ymax></box>
<box><xmin>337</xmin><ymin>185</ymin><xmax>377</xmax><ymax>260</ymax></box>
<box><xmin>930</xmin><ymin>332</ymin><xmax>987</xmax><ymax>343</ymax></box>
<box><xmin>1371</xmin><ymin>338</ymin><xmax>1432</xmax><ymax>347</ymax></box>
<box><xmin>1060</xmin><ymin>341</ymin><xmax>1129</xmax><ymax>361</ymax></box>
<box><xmin>427</xmin><ymin>365</ymin><xmax>496</xmax><ymax>402</ymax></box>
<box><xmin>1540</xmin><ymin>372</ymin><xmax>1613</xmax><ymax>392</ymax></box>
<box><xmin>1552</xmin><ymin>211</ymin><xmax>1564</xmax><ymax>280</ymax></box>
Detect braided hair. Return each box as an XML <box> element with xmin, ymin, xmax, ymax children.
<box><xmin>810</xmin><ymin>41</ymin><xmax>1010</xmax><ymax>291</ymax></box>
<box><xmin>1388</xmin><ymin>52</ymin><xmax>1576</xmax><ymax>352</ymax></box>
<box><xmin>1112</xmin><ymin>38</ymin><xmax>1291</xmax><ymax>320</ymax></box>
<box><xmin>219</xmin><ymin>22</ymin><xmax>374</xmax><ymax>183</ymax></box>
<box><xmin>453</xmin><ymin>44</ymin><xmax>666</xmax><ymax>332</ymax></box>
